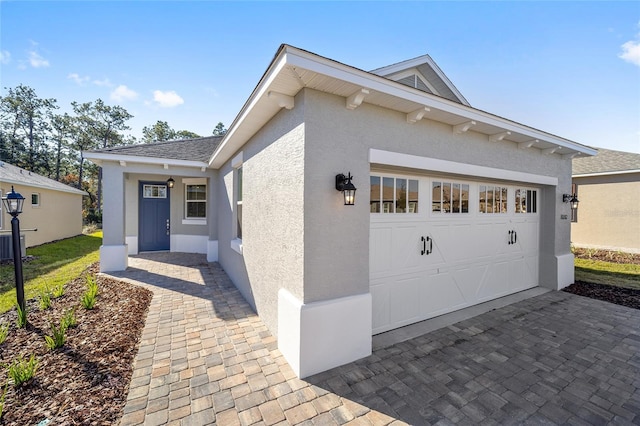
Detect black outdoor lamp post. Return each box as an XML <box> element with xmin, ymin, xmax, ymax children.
<box><xmin>2</xmin><ymin>186</ymin><xmax>26</xmax><ymax>311</ymax></box>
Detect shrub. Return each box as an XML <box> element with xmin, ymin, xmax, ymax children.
<box><xmin>61</xmin><ymin>308</ymin><xmax>77</xmax><ymax>329</ymax></box>
<box><xmin>7</xmin><ymin>354</ymin><xmax>38</xmax><ymax>387</ymax></box>
<box><xmin>15</xmin><ymin>304</ymin><xmax>27</xmax><ymax>329</ymax></box>
<box><xmin>81</xmin><ymin>276</ymin><xmax>99</xmax><ymax>310</ymax></box>
<box><xmin>44</xmin><ymin>321</ymin><xmax>66</xmax><ymax>350</ymax></box>
<box><xmin>39</xmin><ymin>289</ymin><xmax>51</xmax><ymax>310</ymax></box>
<box><xmin>0</xmin><ymin>323</ymin><xmax>9</xmax><ymax>345</ymax></box>
<box><xmin>51</xmin><ymin>282</ymin><xmax>65</xmax><ymax>299</ymax></box>
<box><xmin>0</xmin><ymin>382</ymin><xmax>7</xmax><ymax>420</ymax></box>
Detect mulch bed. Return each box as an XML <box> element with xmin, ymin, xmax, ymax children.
<box><xmin>0</xmin><ymin>263</ymin><xmax>152</xmax><ymax>425</ymax></box>
<box><xmin>563</xmin><ymin>281</ymin><xmax>640</xmax><ymax>310</ymax></box>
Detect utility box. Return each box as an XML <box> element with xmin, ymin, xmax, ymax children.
<box><xmin>0</xmin><ymin>234</ymin><xmax>26</xmax><ymax>261</ymax></box>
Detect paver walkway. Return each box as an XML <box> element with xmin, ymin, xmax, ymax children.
<box><xmin>109</xmin><ymin>253</ymin><xmax>640</xmax><ymax>425</ymax></box>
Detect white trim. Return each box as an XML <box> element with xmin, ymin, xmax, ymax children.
<box><xmin>30</xmin><ymin>193</ymin><xmax>40</xmax><ymax>207</ymax></box>
<box><xmin>99</xmin><ymin>245</ymin><xmax>128</xmax><ymax>272</ymax></box>
<box><xmin>573</xmin><ymin>169</ymin><xmax>640</xmax><ymax>178</ymax></box>
<box><xmin>182</xmin><ymin>177</ymin><xmax>207</xmax><ymax>185</ymax></box>
<box><xmin>556</xmin><ymin>253</ymin><xmax>575</xmax><ymax>290</ymax></box>
<box><xmin>170</xmin><ymin>234</ymin><xmax>208</xmax><ymax>254</ymax></box>
<box><xmin>182</xmin><ymin>219</ymin><xmax>207</xmax><ymax>225</ymax></box>
<box><xmin>278</xmin><ymin>289</ymin><xmax>372</xmax><ymax>378</ymax></box>
<box><xmin>369</xmin><ymin>148</ymin><xmax>558</xmax><ymax>186</ymax></box>
<box><xmin>230</xmin><ymin>238</ymin><xmax>243</xmax><ymax>255</ymax></box>
<box><xmin>84</xmin><ymin>151</ymin><xmax>208</xmax><ymax>169</ymax></box>
<box><xmin>126</xmin><ymin>236</ymin><xmax>138</xmax><ymax>255</ymax></box>
<box><xmin>231</xmin><ymin>151</ymin><xmax>243</xmax><ymax>169</ymax></box>
<box><xmin>207</xmin><ymin>240</ymin><xmax>219</xmax><ymax>262</ymax></box>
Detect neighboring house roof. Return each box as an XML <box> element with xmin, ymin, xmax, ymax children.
<box><xmin>87</xmin><ymin>136</ymin><xmax>222</xmax><ymax>166</ymax></box>
<box><xmin>573</xmin><ymin>148</ymin><xmax>640</xmax><ymax>177</ymax></box>
<box><xmin>0</xmin><ymin>161</ymin><xmax>87</xmax><ymax>195</ymax></box>
<box><xmin>370</xmin><ymin>54</ymin><xmax>470</xmax><ymax>106</ymax></box>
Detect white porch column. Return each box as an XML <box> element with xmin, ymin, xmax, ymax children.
<box><xmin>100</xmin><ymin>164</ymin><xmax>128</xmax><ymax>272</ymax></box>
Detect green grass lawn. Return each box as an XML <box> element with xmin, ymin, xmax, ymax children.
<box><xmin>0</xmin><ymin>231</ymin><xmax>102</xmax><ymax>313</ymax></box>
<box><xmin>574</xmin><ymin>257</ymin><xmax>640</xmax><ymax>290</ymax></box>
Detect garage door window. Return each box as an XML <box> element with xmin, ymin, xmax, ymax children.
<box><xmin>370</xmin><ymin>176</ymin><xmax>418</xmax><ymax>213</ymax></box>
<box><xmin>515</xmin><ymin>188</ymin><xmax>537</xmax><ymax>213</ymax></box>
<box><xmin>479</xmin><ymin>185</ymin><xmax>508</xmax><ymax>214</ymax></box>
<box><xmin>432</xmin><ymin>181</ymin><xmax>469</xmax><ymax>213</ymax></box>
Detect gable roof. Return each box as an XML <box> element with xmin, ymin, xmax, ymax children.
<box><xmin>573</xmin><ymin>148</ymin><xmax>640</xmax><ymax>177</ymax></box>
<box><xmin>370</xmin><ymin>54</ymin><xmax>470</xmax><ymax>106</ymax></box>
<box><xmin>0</xmin><ymin>162</ymin><xmax>87</xmax><ymax>195</ymax></box>
<box><xmin>210</xmin><ymin>44</ymin><xmax>595</xmax><ymax>168</ymax></box>
<box><xmin>86</xmin><ymin>136</ymin><xmax>222</xmax><ymax>167</ymax></box>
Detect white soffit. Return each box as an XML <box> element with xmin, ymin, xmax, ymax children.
<box><xmin>84</xmin><ymin>151</ymin><xmax>209</xmax><ymax>169</ymax></box>
<box><xmin>209</xmin><ymin>45</ymin><xmax>597</xmax><ymax>168</ymax></box>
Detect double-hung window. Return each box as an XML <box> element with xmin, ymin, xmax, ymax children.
<box><xmin>231</xmin><ymin>152</ymin><xmax>243</xmax><ymax>254</ymax></box>
<box><xmin>182</xmin><ymin>178</ymin><xmax>207</xmax><ymax>225</ymax></box>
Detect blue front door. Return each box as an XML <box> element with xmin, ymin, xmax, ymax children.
<box><xmin>139</xmin><ymin>182</ymin><xmax>170</xmax><ymax>252</ymax></box>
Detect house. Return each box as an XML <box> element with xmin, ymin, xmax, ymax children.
<box><xmin>572</xmin><ymin>148</ymin><xmax>640</xmax><ymax>253</ymax></box>
<box><xmin>0</xmin><ymin>161</ymin><xmax>87</xmax><ymax>252</ymax></box>
<box><xmin>85</xmin><ymin>45</ymin><xmax>596</xmax><ymax>378</ymax></box>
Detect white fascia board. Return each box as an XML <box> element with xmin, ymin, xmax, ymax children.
<box><xmin>284</xmin><ymin>49</ymin><xmax>595</xmax><ymax>156</ymax></box>
<box><xmin>84</xmin><ymin>151</ymin><xmax>208</xmax><ymax>169</ymax></box>
<box><xmin>0</xmin><ymin>178</ymin><xmax>87</xmax><ymax>196</ymax></box>
<box><xmin>370</xmin><ymin>148</ymin><xmax>559</xmax><ymax>186</ymax></box>
<box><xmin>573</xmin><ymin>169</ymin><xmax>640</xmax><ymax>178</ymax></box>
<box><xmin>209</xmin><ymin>53</ymin><xmax>289</xmax><ymax>169</ymax></box>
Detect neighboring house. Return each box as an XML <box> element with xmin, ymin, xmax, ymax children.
<box><xmin>85</xmin><ymin>45</ymin><xmax>596</xmax><ymax>378</ymax></box>
<box><xmin>572</xmin><ymin>148</ymin><xmax>640</xmax><ymax>253</ymax></box>
<box><xmin>0</xmin><ymin>161</ymin><xmax>87</xmax><ymax>250</ymax></box>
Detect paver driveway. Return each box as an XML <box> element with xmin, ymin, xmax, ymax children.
<box><xmin>108</xmin><ymin>253</ymin><xmax>640</xmax><ymax>425</ymax></box>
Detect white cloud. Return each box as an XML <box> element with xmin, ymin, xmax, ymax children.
<box><xmin>0</xmin><ymin>50</ymin><xmax>10</xmax><ymax>64</ymax></box>
<box><xmin>620</xmin><ymin>39</ymin><xmax>640</xmax><ymax>67</ymax></box>
<box><xmin>68</xmin><ymin>73</ymin><xmax>90</xmax><ymax>85</ymax></box>
<box><xmin>110</xmin><ymin>85</ymin><xmax>139</xmax><ymax>102</ymax></box>
<box><xmin>93</xmin><ymin>78</ymin><xmax>112</xmax><ymax>87</ymax></box>
<box><xmin>28</xmin><ymin>50</ymin><xmax>49</xmax><ymax>68</ymax></box>
<box><xmin>152</xmin><ymin>90</ymin><xmax>184</xmax><ymax>108</ymax></box>
<box><xmin>620</xmin><ymin>22</ymin><xmax>640</xmax><ymax>67</ymax></box>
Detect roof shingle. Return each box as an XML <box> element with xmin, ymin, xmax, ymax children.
<box><xmin>573</xmin><ymin>148</ymin><xmax>640</xmax><ymax>175</ymax></box>
<box><xmin>91</xmin><ymin>136</ymin><xmax>223</xmax><ymax>163</ymax></box>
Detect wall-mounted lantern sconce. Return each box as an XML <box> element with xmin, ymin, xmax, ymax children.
<box><xmin>167</xmin><ymin>177</ymin><xmax>175</xmax><ymax>189</ymax></box>
<box><xmin>335</xmin><ymin>172</ymin><xmax>357</xmax><ymax>206</ymax></box>
<box><xmin>563</xmin><ymin>193</ymin><xmax>579</xmax><ymax>210</ymax></box>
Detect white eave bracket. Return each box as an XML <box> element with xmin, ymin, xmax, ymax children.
<box><xmin>346</xmin><ymin>88</ymin><xmax>369</xmax><ymax>110</ymax></box>
<box><xmin>268</xmin><ymin>91</ymin><xmax>294</xmax><ymax>110</ymax></box>
<box><xmin>519</xmin><ymin>139</ymin><xmax>539</xmax><ymax>150</ymax></box>
<box><xmin>453</xmin><ymin>120</ymin><xmax>476</xmax><ymax>134</ymax></box>
<box><xmin>562</xmin><ymin>152</ymin><xmax>580</xmax><ymax>160</ymax></box>
<box><xmin>542</xmin><ymin>146</ymin><xmax>561</xmax><ymax>155</ymax></box>
<box><xmin>119</xmin><ymin>160</ymin><xmax>127</xmax><ymax>167</ymax></box>
<box><xmin>406</xmin><ymin>107</ymin><xmax>430</xmax><ymax>124</ymax></box>
<box><xmin>489</xmin><ymin>131</ymin><xmax>511</xmax><ymax>143</ymax></box>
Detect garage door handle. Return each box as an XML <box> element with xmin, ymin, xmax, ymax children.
<box><xmin>421</xmin><ymin>236</ymin><xmax>432</xmax><ymax>256</ymax></box>
<box><xmin>508</xmin><ymin>230</ymin><xmax>517</xmax><ymax>245</ymax></box>
<box><xmin>513</xmin><ymin>231</ymin><xmax>517</xmax><ymax>244</ymax></box>
<box><xmin>508</xmin><ymin>230</ymin><xmax>513</xmax><ymax>245</ymax></box>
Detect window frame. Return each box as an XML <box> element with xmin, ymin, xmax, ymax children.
<box><xmin>31</xmin><ymin>192</ymin><xmax>40</xmax><ymax>207</ymax></box>
<box><xmin>370</xmin><ymin>174</ymin><xmax>419</xmax><ymax>215</ymax></box>
<box><xmin>231</xmin><ymin>152</ymin><xmax>243</xmax><ymax>254</ymax></box>
<box><xmin>182</xmin><ymin>178</ymin><xmax>207</xmax><ymax>225</ymax></box>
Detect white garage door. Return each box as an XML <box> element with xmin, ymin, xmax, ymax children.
<box><xmin>370</xmin><ymin>173</ymin><xmax>540</xmax><ymax>335</ymax></box>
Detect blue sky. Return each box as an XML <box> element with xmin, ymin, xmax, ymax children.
<box><xmin>1</xmin><ymin>1</ymin><xmax>639</xmax><ymax>153</ymax></box>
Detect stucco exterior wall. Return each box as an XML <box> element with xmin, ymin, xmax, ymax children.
<box><xmin>571</xmin><ymin>173</ymin><xmax>640</xmax><ymax>253</ymax></box>
<box><xmin>217</xmin><ymin>98</ymin><xmax>305</xmax><ymax>335</ymax></box>
<box><xmin>0</xmin><ymin>183</ymin><xmax>83</xmax><ymax>247</ymax></box>
<box><xmin>302</xmin><ymin>89</ymin><xmax>573</xmax><ymax>296</ymax></box>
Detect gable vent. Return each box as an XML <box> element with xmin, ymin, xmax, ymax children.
<box><xmin>396</xmin><ymin>75</ymin><xmax>433</xmax><ymax>94</ymax></box>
